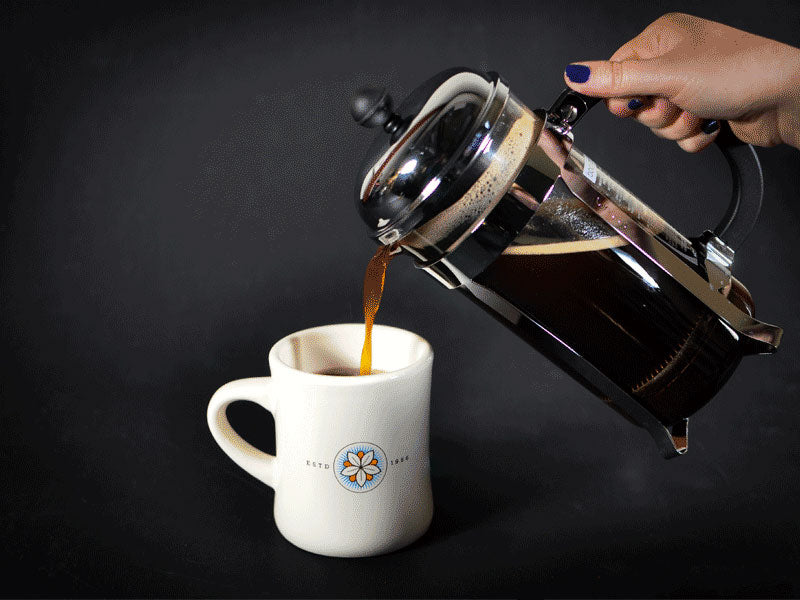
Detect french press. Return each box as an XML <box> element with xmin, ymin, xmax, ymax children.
<box><xmin>350</xmin><ymin>68</ymin><xmax>782</xmax><ymax>457</ymax></box>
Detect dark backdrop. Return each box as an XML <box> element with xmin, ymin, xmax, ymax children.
<box><xmin>3</xmin><ymin>0</ymin><xmax>800</xmax><ymax>597</ymax></box>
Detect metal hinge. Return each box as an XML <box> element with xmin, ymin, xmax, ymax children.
<box><xmin>698</xmin><ymin>231</ymin><xmax>735</xmax><ymax>294</ymax></box>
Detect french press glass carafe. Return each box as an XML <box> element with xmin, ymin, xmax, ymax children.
<box><xmin>350</xmin><ymin>68</ymin><xmax>782</xmax><ymax>457</ymax></box>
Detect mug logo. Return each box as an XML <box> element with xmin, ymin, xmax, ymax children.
<box><xmin>334</xmin><ymin>443</ymin><xmax>386</xmax><ymax>493</ymax></box>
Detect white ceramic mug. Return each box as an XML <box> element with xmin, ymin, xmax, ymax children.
<box><xmin>207</xmin><ymin>323</ymin><xmax>434</xmax><ymax>557</ymax></box>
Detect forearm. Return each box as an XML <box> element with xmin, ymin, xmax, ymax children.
<box><xmin>766</xmin><ymin>39</ymin><xmax>800</xmax><ymax>150</ymax></box>
<box><xmin>778</xmin><ymin>103</ymin><xmax>800</xmax><ymax>150</ymax></box>
<box><xmin>776</xmin><ymin>45</ymin><xmax>800</xmax><ymax>149</ymax></box>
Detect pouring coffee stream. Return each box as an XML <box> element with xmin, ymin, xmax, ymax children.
<box><xmin>359</xmin><ymin>244</ymin><xmax>396</xmax><ymax>375</ymax></box>
<box><xmin>350</xmin><ymin>68</ymin><xmax>782</xmax><ymax>457</ymax></box>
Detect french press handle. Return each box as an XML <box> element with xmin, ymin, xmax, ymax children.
<box><xmin>549</xmin><ymin>89</ymin><xmax>764</xmax><ymax>250</ymax></box>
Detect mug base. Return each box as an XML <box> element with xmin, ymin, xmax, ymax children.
<box><xmin>275</xmin><ymin>507</ymin><xmax>434</xmax><ymax>558</ymax></box>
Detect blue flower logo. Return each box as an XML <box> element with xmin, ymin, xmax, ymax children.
<box><xmin>334</xmin><ymin>443</ymin><xmax>386</xmax><ymax>493</ymax></box>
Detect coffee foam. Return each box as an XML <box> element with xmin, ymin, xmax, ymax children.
<box><xmin>501</xmin><ymin>235</ymin><xmax>628</xmax><ymax>256</ymax></box>
<box><xmin>412</xmin><ymin>108</ymin><xmax>541</xmax><ymax>249</ymax></box>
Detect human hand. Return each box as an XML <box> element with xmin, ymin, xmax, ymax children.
<box><xmin>563</xmin><ymin>13</ymin><xmax>800</xmax><ymax>152</ymax></box>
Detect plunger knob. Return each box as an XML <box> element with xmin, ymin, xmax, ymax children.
<box><xmin>350</xmin><ymin>87</ymin><xmax>403</xmax><ymax>134</ymax></box>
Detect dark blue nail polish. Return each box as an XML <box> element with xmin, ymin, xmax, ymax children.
<box><xmin>627</xmin><ymin>98</ymin><xmax>644</xmax><ymax>110</ymax></box>
<box><xmin>565</xmin><ymin>64</ymin><xmax>591</xmax><ymax>83</ymax></box>
<box><xmin>701</xmin><ymin>119</ymin><xmax>720</xmax><ymax>134</ymax></box>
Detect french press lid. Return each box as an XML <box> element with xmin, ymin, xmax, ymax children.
<box><xmin>351</xmin><ymin>68</ymin><xmax>516</xmax><ymax>245</ymax></box>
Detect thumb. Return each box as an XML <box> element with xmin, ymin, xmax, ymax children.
<box><xmin>563</xmin><ymin>58</ymin><xmax>679</xmax><ymax>99</ymax></box>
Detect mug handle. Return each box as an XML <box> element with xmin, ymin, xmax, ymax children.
<box><xmin>207</xmin><ymin>377</ymin><xmax>277</xmax><ymax>488</ymax></box>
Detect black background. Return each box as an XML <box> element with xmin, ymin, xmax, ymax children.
<box><xmin>3</xmin><ymin>0</ymin><xmax>800</xmax><ymax>597</ymax></box>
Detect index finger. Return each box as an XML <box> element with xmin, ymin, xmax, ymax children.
<box><xmin>605</xmin><ymin>21</ymin><xmax>681</xmax><ymax>116</ymax></box>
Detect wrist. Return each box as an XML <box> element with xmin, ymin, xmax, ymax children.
<box><xmin>776</xmin><ymin>45</ymin><xmax>800</xmax><ymax>149</ymax></box>
<box><xmin>777</xmin><ymin>104</ymin><xmax>800</xmax><ymax>150</ymax></box>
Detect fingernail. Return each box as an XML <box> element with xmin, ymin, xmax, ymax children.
<box><xmin>627</xmin><ymin>98</ymin><xmax>644</xmax><ymax>110</ymax></box>
<box><xmin>565</xmin><ymin>64</ymin><xmax>591</xmax><ymax>83</ymax></box>
<box><xmin>701</xmin><ymin>119</ymin><xmax>720</xmax><ymax>135</ymax></box>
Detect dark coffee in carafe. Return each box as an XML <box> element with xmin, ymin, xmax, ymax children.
<box><xmin>474</xmin><ymin>236</ymin><xmax>754</xmax><ymax>425</ymax></box>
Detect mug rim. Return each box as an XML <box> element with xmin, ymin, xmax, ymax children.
<box><xmin>268</xmin><ymin>323</ymin><xmax>433</xmax><ymax>385</ymax></box>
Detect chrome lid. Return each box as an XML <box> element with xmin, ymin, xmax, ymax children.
<box><xmin>351</xmin><ymin>69</ymin><xmax>509</xmax><ymax>243</ymax></box>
